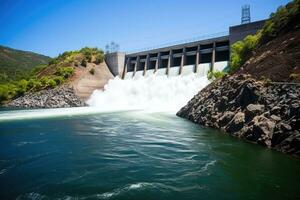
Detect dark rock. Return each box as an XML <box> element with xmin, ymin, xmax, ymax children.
<box><xmin>245</xmin><ymin>104</ymin><xmax>265</xmax><ymax>121</ymax></box>
<box><xmin>274</xmin><ymin>131</ymin><xmax>300</xmax><ymax>155</ymax></box>
<box><xmin>6</xmin><ymin>86</ymin><xmax>86</xmax><ymax>108</ymax></box>
<box><xmin>270</xmin><ymin>115</ymin><xmax>281</xmax><ymax>122</ymax></box>
<box><xmin>252</xmin><ymin>115</ymin><xmax>275</xmax><ymax>147</ymax></box>
<box><xmin>226</xmin><ymin>112</ymin><xmax>245</xmax><ymax>133</ymax></box>
<box><xmin>177</xmin><ymin>74</ymin><xmax>300</xmax><ymax>157</ymax></box>
<box><xmin>236</xmin><ymin>83</ymin><xmax>259</xmax><ymax>109</ymax></box>
<box><xmin>279</xmin><ymin>122</ymin><xmax>292</xmax><ymax>132</ymax></box>
<box><xmin>218</xmin><ymin>111</ymin><xmax>235</xmax><ymax>127</ymax></box>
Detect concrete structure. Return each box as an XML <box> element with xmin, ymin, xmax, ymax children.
<box><xmin>123</xmin><ymin>36</ymin><xmax>229</xmax><ymax>78</ymax></box>
<box><xmin>105</xmin><ymin>52</ymin><xmax>125</xmax><ymax>76</ymax></box>
<box><xmin>229</xmin><ymin>19</ymin><xmax>266</xmax><ymax>44</ymax></box>
<box><xmin>105</xmin><ymin>20</ymin><xmax>266</xmax><ymax>79</ymax></box>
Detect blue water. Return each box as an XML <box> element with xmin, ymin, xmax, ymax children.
<box><xmin>0</xmin><ymin>109</ymin><xmax>299</xmax><ymax>199</ymax></box>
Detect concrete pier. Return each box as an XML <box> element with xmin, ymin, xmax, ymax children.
<box><xmin>211</xmin><ymin>42</ymin><xmax>216</xmax><ymax>72</ymax></box>
<box><xmin>195</xmin><ymin>45</ymin><xmax>200</xmax><ymax>73</ymax></box>
<box><xmin>179</xmin><ymin>48</ymin><xmax>186</xmax><ymax>75</ymax></box>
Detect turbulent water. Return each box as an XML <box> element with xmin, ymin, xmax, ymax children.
<box><xmin>1</xmin><ymin>111</ymin><xmax>300</xmax><ymax>199</ymax></box>
<box><xmin>87</xmin><ymin>73</ymin><xmax>210</xmax><ymax>112</ymax></box>
<box><xmin>0</xmin><ymin>74</ymin><xmax>300</xmax><ymax>199</ymax></box>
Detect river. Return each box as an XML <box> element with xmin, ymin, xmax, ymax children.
<box><xmin>0</xmin><ymin>74</ymin><xmax>300</xmax><ymax>199</ymax></box>
<box><xmin>0</xmin><ymin>109</ymin><xmax>300</xmax><ymax>199</ymax></box>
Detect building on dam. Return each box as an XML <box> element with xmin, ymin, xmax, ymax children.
<box><xmin>105</xmin><ymin>18</ymin><xmax>266</xmax><ymax>79</ymax></box>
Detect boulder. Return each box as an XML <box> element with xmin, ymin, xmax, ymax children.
<box><xmin>245</xmin><ymin>104</ymin><xmax>265</xmax><ymax>121</ymax></box>
<box><xmin>270</xmin><ymin>115</ymin><xmax>281</xmax><ymax>122</ymax></box>
<box><xmin>251</xmin><ymin>115</ymin><xmax>275</xmax><ymax>147</ymax></box>
<box><xmin>236</xmin><ymin>83</ymin><xmax>259</xmax><ymax>108</ymax></box>
<box><xmin>226</xmin><ymin>112</ymin><xmax>245</xmax><ymax>133</ymax></box>
<box><xmin>218</xmin><ymin>111</ymin><xmax>235</xmax><ymax>127</ymax></box>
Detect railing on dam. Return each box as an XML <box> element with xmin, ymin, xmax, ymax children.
<box><xmin>126</xmin><ymin>31</ymin><xmax>229</xmax><ymax>55</ymax></box>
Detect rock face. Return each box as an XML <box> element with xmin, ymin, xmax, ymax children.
<box><xmin>72</xmin><ymin>61</ymin><xmax>114</xmax><ymax>100</ymax></box>
<box><xmin>177</xmin><ymin>74</ymin><xmax>300</xmax><ymax>157</ymax></box>
<box><xmin>7</xmin><ymin>86</ymin><xmax>86</xmax><ymax>108</ymax></box>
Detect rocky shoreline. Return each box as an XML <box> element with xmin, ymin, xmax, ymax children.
<box><xmin>6</xmin><ymin>86</ymin><xmax>86</xmax><ymax>108</ymax></box>
<box><xmin>177</xmin><ymin>74</ymin><xmax>300</xmax><ymax>157</ymax></box>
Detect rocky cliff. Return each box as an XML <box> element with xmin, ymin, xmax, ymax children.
<box><xmin>177</xmin><ymin>75</ymin><xmax>300</xmax><ymax>156</ymax></box>
<box><xmin>177</xmin><ymin>1</ymin><xmax>300</xmax><ymax>157</ymax></box>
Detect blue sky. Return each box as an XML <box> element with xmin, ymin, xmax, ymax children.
<box><xmin>0</xmin><ymin>0</ymin><xmax>290</xmax><ymax>57</ymax></box>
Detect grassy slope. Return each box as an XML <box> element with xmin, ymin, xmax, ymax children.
<box><xmin>0</xmin><ymin>47</ymin><xmax>104</xmax><ymax>104</ymax></box>
<box><xmin>0</xmin><ymin>45</ymin><xmax>51</xmax><ymax>82</ymax></box>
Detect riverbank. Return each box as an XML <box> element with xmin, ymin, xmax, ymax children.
<box><xmin>177</xmin><ymin>74</ymin><xmax>300</xmax><ymax>157</ymax></box>
<box><xmin>6</xmin><ymin>86</ymin><xmax>86</xmax><ymax>108</ymax></box>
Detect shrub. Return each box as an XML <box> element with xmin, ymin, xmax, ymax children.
<box><xmin>207</xmin><ymin>70</ymin><xmax>227</xmax><ymax>80</ymax></box>
<box><xmin>81</xmin><ymin>59</ymin><xmax>87</xmax><ymax>67</ymax></box>
<box><xmin>229</xmin><ymin>34</ymin><xmax>261</xmax><ymax>73</ymax></box>
<box><xmin>47</xmin><ymin>79</ymin><xmax>57</xmax><ymax>88</ymax></box>
<box><xmin>0</xmin><ymin>84</ymin><xmax>11</xmax><ymax>102</ymax></box>
<box><xmin>94</xmin><ymin>53</ymin><xmax>104</xmax><ymax>64</ymax></box>
<box><xmin>79</xmin><ymin>47</ymin><xmax>104</xmax><ymax>64</ymax></box>
<box><xmin>53</xmin><ymin>76</ymin><xmax>64</xmax><ymax>85</ymax></box>
<box><xmin>89</xmin><ymin>68</ymin><xmax>95</xmax><ymax>75</ymax></box>
<box><xmin>16</xmin><ymin>79</ymin><xmax>28</xmax><ymax>95</ymax></box>
<box><xmin>55</xmin><ymin>67</ymin><xmax>74</xmax><ymax>78</ymax></box>
<box><xmin>260</xmin><ymin>1</ymin><xmax>299</xmax><ymax>43</ymax></box>
<box><xmin>229</xmin><ymin>0</ymin><xmax>300</xmax><ymax>74</ymax></box>
<box><xmin>31</xmin><ymin>65</ymin><xmax>47</xmax><ymax>75</ymax></box>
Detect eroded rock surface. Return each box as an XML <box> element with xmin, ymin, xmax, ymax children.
<box><xmin>177</xmin><ymin>74</ymin><xmax>300</xmax><ymax>156</ymax></box>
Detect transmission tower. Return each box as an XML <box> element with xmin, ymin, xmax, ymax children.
<box><xmin>105</xmin><ymin>41</ymin><xmax>120</xmax><ymax>53</ymax></box>
<box><xmin>241</xmin><ymin>5</ymin><xmax>251</xmax><ymax>24</ymax></box>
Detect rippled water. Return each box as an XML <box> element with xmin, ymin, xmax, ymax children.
<box><xmin>0</xmin><ymin>110</ymin><xmax>300</xmax><ymax>199</ymax></box>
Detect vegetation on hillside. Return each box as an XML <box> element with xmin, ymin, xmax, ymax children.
<box><xmin>0</xmin><ymin>45</ymin><xmax>51</xmax><ymax>83</ymax></box>
<box><xmin>207</xmin><ymin>70</ymin><xmax>226</xmax><ymax>80</ymax></box>
<box><xmin>229</xmin><ymin>0</ymin><xmax>300</xmax><ymax>73</ymax></box>
<box><xmin>0</xmin><ymin>47</ymin><xmax>104</xmax><ymax>104</ymax></box>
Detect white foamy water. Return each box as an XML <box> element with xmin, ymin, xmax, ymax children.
<box><xmin>0</xmin><ymin>73</ymin><xmax>210</xmax><ymax>122</ymax></box>
<box><xmin>87</xmin><ymin>73</ymin><xmax>210</xmax><ymax>113</ymax></box>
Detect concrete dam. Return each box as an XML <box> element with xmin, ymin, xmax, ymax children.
<box><xmin>105</xmin><ymin>20</ymin><xmax>265</xmax><ymax>79</ymax></box>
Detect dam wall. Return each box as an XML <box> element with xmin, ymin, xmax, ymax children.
<box><xmin>123</xmin><ymin>36</ymin><xmax>229</xmax><ymax>79</ymax></box>
<box><xmin>105</xmin><ymin>20</ymin><xmax>266</xmax><ymax>78</ymax></box>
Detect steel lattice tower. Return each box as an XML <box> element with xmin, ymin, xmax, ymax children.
<box><xmin>241</xmin><ymin>5</ymin><xmax>251</xmax><ymax>24</ymax></box>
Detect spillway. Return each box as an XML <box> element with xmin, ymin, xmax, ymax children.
<box><xmin>87</xmin><ymin>72</ymin><xmax>211</xmax><ymax>113</ymax></box>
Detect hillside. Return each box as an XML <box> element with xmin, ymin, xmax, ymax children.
<box><xmin>178</xmin><ymin>0</ymin><xmax>300</xmax><ymax>157</ymax></box>
<box><xmin>237</xmin><ymin>16</ymin><xmax>300</xmax><ymax>82</ymax></box>
<box><xmin>229</xmin><ymin>0</ymin><xmax>300</xmax><ymax>82</ymax></box>
<box><xmin>4</xmin><ymin>47</ymin><xmax>114</xmax><ymax>107</ymax></box>
<box><xmin>0</xmin><ymin>45</ymin><xmax>51</xmax><ymax>82</ymax></box>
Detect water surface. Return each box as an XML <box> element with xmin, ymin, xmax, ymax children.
<box><xmin>0</xmin><ymin>110</ymin><xmax>299</xmax><ymax>199</ymax></box>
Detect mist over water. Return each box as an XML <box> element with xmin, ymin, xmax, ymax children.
<box><xmin>87</xmin><ymin>73</ymin><xmax>210</xmax><ymax>113</ymax></box>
